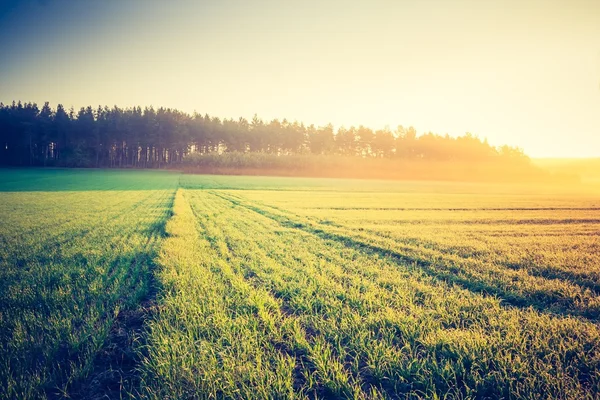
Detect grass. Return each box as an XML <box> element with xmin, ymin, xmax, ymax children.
<box><xmin>2</xmin><ymin>169</ymin><xmax>600</xmax><ymax>399</ymax></box>
<box><xmin>0</xmin><ymin>170</ymin><xmax>178</xmax><ymax>398</ymax></box>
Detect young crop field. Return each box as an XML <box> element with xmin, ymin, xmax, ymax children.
<box><xmin>0</xmin><ymin>170</ymin><xmax>179</xmax><ymax>398</ymax></box>
<box><xmin>2</xmin><ymin>170</ymin><xmax>600</xmax><ymax>399</ymax></box>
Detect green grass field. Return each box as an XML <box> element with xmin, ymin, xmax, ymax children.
<box><xmin>2</xmin><ymin>169</ymin><xmax>600</xmax><ymax>399</ymax></box>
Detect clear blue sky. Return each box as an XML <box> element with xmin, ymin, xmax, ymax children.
<box><xmin>1</xmin><ymin>0</ymin><xmax>599</xmax><ymax>157</ymax></box>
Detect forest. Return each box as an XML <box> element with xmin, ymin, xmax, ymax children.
<box><xmin>0</xmin><ymin>101</ymin><xmax>530</xmax><ymax>169</ymax></box>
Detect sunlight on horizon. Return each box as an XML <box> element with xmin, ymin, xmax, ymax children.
<box><xmin>1</xmin><ymin>0</ymin><xmax>599</xmax><ymax>157</ymax></box>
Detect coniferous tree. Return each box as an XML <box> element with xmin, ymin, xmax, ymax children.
<box><xmin>0</xmin><ymin>100</ymin><xmax>531</xmax><ymax>168</ymax></box>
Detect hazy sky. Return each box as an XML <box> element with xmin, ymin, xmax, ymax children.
<box><xmin>1</xmin><ymin>0</ymin><xmax>599</xmax><ymax>157</ymax></box>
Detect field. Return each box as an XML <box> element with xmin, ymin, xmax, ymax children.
<box><xmin>0</xmin><ymin>170</ymin><xmax>179</xmax><ymax>398</ymax></box>
<box><xmin>2</xmin><ymin>169</ymin><xmax>600</xmax><ymax>399</ymax></box>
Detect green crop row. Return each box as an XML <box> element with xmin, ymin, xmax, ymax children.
<box><xmin>138</xmin><ymin>189</ymin><xmax>600</xmax><ymax>399</ymax></box>
<box><xmin>228</xmin><ymin>190</ymin><xmax>600</xmax><ymax>320</ymax></box>
<box><xmin>0</xmin><ymin>181</ymin><xmax>176</xmax><ymax>398</ymax></box>
<box><xmin>2</xmin><ymin>170</ymin><xmax>600</xmax><ymax>399</ymax></box>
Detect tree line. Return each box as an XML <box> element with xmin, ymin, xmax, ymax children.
<box><xmin>0</xmin><ymin>101</ymin><xmax>529</xmax><ymax>168</ymax></box>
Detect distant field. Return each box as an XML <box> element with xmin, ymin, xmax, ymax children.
<box><xmin>533</xmin><ymin>158</ymin><xmax>600</xmax><ymax>184</ymax></box>
<box><xmin>2</xmin><ymin>169</ymin><xmax>600</xmax><ymax>399</ymax></box>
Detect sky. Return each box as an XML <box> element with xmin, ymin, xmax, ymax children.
<box><xmin>0</xmin><ymin>0</ymin><xmax>599</xmax><ymax>157</ymax></box>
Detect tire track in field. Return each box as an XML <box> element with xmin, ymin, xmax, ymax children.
<box><xmin>188</xmin><ymin>192</ymin><xmax>397</xmax><ymax>397</ymax></box>
<box><xmin>139</xmin><ymin>189</ymin><xmax>310</xmax><ymax>399</ymax></box>
<box><xmin>68</xmin><ymin>189</ymin><xmax>176</xmax><ymax>400</ymax></box>
<box><xmin>223</xmin><ymin>191</ymin><xmax>600</xmax><ymax>305</ymax></box>
<box><xmin>136</xmin><ymin>189</ymin><xmax>600</xmax><ymax>399</ymax></box>
<box><xmin>0</xmin><ymin>191</ymin><xmax>166</xmax><ymax>313</ymax></box>
<box><xmin>0</xmin><ymin>194</ymin><xmax>127</xmax><ymax>260</ymax></box>
<box><xmin>185</xmin><ymin>190</ymin><xmax>375</xmax><ymax>399</ymax></box>
<box><xmin>3</xmin><ymin>190</ymin><xmax>151</xmax><ymax>258</ymax></box>
<box><xmin>341</xmin><ymin>224</ymin><xmax>600</xmax><ymax>298</ymax></box>
<box><xmin>196</xmin><ymin>191</ymin><xmax>502</xmax><ymax>398</ymax></box>
<box><xmin>198</xmin><ymin>191</ymin><xmax>600</xmax><ymax>398</ymax></box>
<box><xmin>185</xmin><ymin>190</ymin><xmax>332</xmax><ymax>398</ymax></box>
<box><xmin>215</xmin><ymin>192</ymin><xmax>600</xmax><ymax>322</ymax></box>
<box><xmin>223</xmin><ymin>192</ymin><xmax>600</xmax><ymax>292</ymax></box>
<box><xmin>43</xmin><ymin>189</ymin><xmax>175</xmax><ymax>399</ymax></box>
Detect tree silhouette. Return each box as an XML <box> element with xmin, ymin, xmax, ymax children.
<box><xmin>0</xmin><ymin>100</ymin><xmax>530</xmax><ymax>168</ymax></box>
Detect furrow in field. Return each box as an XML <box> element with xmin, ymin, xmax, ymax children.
<box><xmin>69</xmin><ymin>189</ymin><xmax>176</xmax><ymax>400</ymax></box>
<box><xmin>187</xmin><ymin>191</ymin><xmax>450</xmax><ymax>397</ymax></box>
<box><xmin>348</xmin><ymin>224</ymin><xmax>600</xmax><ymax>301</ymax></box>
<box><xmin>154</xmin><ymin>190</ymin><xmax>600</xmax><ymax>399</ymax></box>
<box><xmin>0</xmin><ymin>190</ymin><xmax>154</xmax><ymax>280</ymax></box>
<box><xmin>226</xmin><ymin>191</ymin><xmax>600</xmax><ymax>289</ymax></box>
<box><xmin>0</xmin><ymin>191</ymin><xmax>166</xmax><ymax>314</ymax></box>
<box><xmin>223</xmin><ymin>192</ymin><xmax>600</xmax><ymax>321</ymax></box>
<box><xmin>184</xmin><ymin>190</ymin><xmax>378</xmax><ymax>399</ymax></box>
<box><xmin>349</xmin><ymin>224</ymin><xmax>600</xmax><ymax>291</ymax></box>
<box><xmin>141</xmin><ymin>190</ymin><xmax>309</xmax><ymax>399</ymax></box>
<box><xmin>341</xmin><ymin>220</ymin><xmax>600</xmax><ymax>289</ymax></box>
<box><xmin>142</xmin><ymin>189</ymin><xmax>383</xmax><ymax>399</ymax></box>
<box><xmin>0</xmin><ymin>187</ymin><xmax>176</xmax><ymax>399</ymax></box>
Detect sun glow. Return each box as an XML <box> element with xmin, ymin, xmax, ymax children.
<box><xmin>0</xmin><ymin>0</ymin><xmax>599</xmax><ymax>157</ymax></box>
